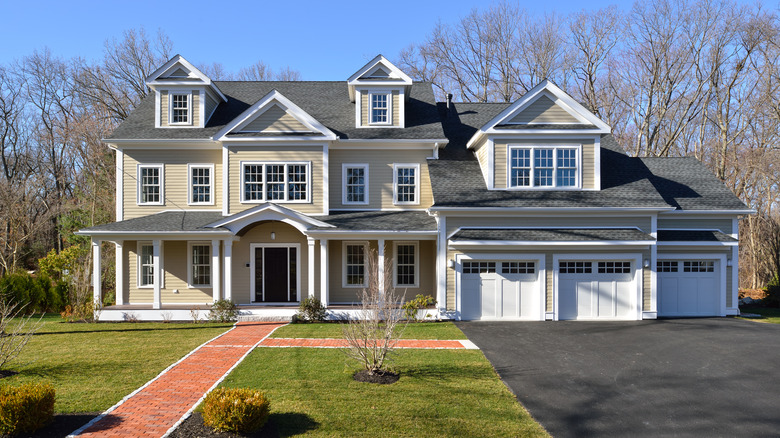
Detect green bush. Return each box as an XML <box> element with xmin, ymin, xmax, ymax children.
<box><xmin>295</xmin><ymin>297</ymin><xmax>327</xmax><ymax>322</ymax></box>
<box><xmin>208</xmin><ymin>299</ymin><xmax>238</xmax><ymax>322</ymax></box>
<box><xmin>764</xmin><ymin>275</ymin><xmax>780</xmax><ymax>307</ymax></box>
<box><xmin>402</xmin><ymin>294</ymin><xmax>437</xmax><ymax>321</ymax></box>
<box><xmin>0</xmin><ymin>272</ymin><xmax>60</xmax><ymax>314</ymax></box>
<box><xmin>202</xmin><ymin>387</ymin><xmax>270</xmax><ymax>433</ymax></box>
<box><xmin>0</xmin><ymin>382</ymin><xmax>55</xmax><ymax>435</ymax></box>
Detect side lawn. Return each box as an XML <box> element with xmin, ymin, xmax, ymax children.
<box><xmin>4</xmin><ymin>314</ymin><xmax>233</xmax><ymax>412</ymax></box>
<box><xmin>739</xmin><ymin>307</ymin><xmax>780</xmax><ymax>323</ymax></box>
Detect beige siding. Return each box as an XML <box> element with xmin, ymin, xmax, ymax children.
<box><xmin>546</xmin><ymin>253</ymin><xmax>554</xmax><ymax>312</ymax></box>
<box><xmin>474</xmin><ymin>139</ymin><xmax>489</xmax><ymax>184</ymax></box>
<box><xmin>509</xmin><ymin>95</ymin><xmax>580</xmax><ymax>124</ymax></box>
<box><xmin>240</xmin><ymin>105</ymin><xmax>310</xmax><ymax>133</ymax></box>
<box><xmin>191</xmin><ymin>91</ymin><xmax>200</xmax><ymax>126</ymax></box>
<box><xmin>228</xmin><ymin>146</ymin><xmax>324</xmax><ymax>215</ymax></box>
<box><xmin>159</xmin><ymin>90</ymin><xmax>200</xmax><ymax>127</ymax></box>
<box><xmin>160</xmin><ymin>90</ymin><xmax>169</xmax><ymax>127</ymax></box>
<box><xmin>230</xmin><ymin>222</ymin><xmax>311</xmax><ymax>305</ymax></box>
<box><xmin>392</xmin><ymin>91</ymin><xmax>400</xmax><ymax>126</ymax></box>
<box><xmin>446</xmin><ymin>215</ymin><xmax>653</xmax><ymax>234</ymax></box>
<box><xmin>446</xmin><ymin>248</ymin><xmax>461</xmax><ymax>310</ymax></box>
<box><xmin>360</xmin><ymin>90</ymin><xmax>401</xmax><ymax>127</ymax></box>
<box><xmin>494</xmin><ymin>138</ymin><xmax>596</xmax><ymax>190</ymax></box>
<box><xmin>657</xmin><ymin>217</ymin><xmax>733</xmax><ymax>234</ymax></box>
<box><xmin>642</xmin><ymin>249</ymin><xmax>651</xmax><ymax>311</ymax></box>
<box><xmin>329</xmin><ymin>149</ymin><xmax>434</xmax><ymax>209</ymax></box>
<box><xmin>123</xmin><ymin>149</ymin><xmax>222</xmax><ymax>220</ymax></box>
<box><xmin>360</xmin><ymin>92</ymin><xmax>368</xmax><ymax>127</ymax></box>
<box><xmin>126</xmin><ymin>240</ymin><xmax>213</xmax><ymax>304</ymax></box>
<box><xmin>205</xmin><ymin>94</ymin><xmax>218</xmax><ymax>121</ymax></box>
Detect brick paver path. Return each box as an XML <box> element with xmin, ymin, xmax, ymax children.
<box><xmin>72</xmin><ymin>321</ymin><xmax>287</xmax><ymax>438</ymax></box>
<box><xmin>260</xmin><ymin>337</ymin><xmax>478</xmax><ymax>349</ymax></box>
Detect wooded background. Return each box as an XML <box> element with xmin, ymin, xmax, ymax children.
<box><xmin>0</xmin><ymin>0</ymin><xmax>777</xmax><ymax>300</ymax></box>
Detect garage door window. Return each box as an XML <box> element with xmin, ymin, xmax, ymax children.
<box><xmin>597</xmin><ymin>261</ymin><xmax>631</xmax><ymax>274</ymax></box>
<box><xmin>502</xmin><ymin>262</ymin><xmax>535</xmax><ymax>274</ymax></box>
<box><xmin>683</xmin><ymin>261</ymin><xmax>714</xmax><ymax>272</ymax></box>
<box><xmin>657</xmin><ymin>261</ymin><xmax>678</xmax><ymax>272</ymax></box>
<box><xmin>463</xmin><ymin>261</ymin><xmax>496</xmax><ymax>274</ymax></box>
<box><xmin>559</xmin><ymin>261</ymin><xmax>592</xmax><ymax>274</ymax></box>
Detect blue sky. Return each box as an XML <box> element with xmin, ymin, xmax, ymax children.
<box><xmin>2</xmin><ymin>0</ymin><xmax>636</xmax><ymax>79</ymax></box>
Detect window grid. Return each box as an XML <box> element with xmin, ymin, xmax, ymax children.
<box><xmin>345</xmin><ymin>244</ymin><xmax>366</xmax><ymax>286</ymax></box>
<box><xmin>657</xmin><ymin>261</ymin><xmax>678</xmax><ymax>272</ymax></box>
<box><xmin>396</xmin><ymin>244</ymin><xmax>416</xmax><ymax>286</ymax></box>
<box><xmin>683</xmin><ymin>261</ymin><xmax>714</xmax><ymax>272</ymax></box>
<box><xmin>190</xmin><ymin>166</ymin><xmax>211</xmax><ymax>204</ymax></box>
<box><xmin>534</xmin><ymin>149</ymin><xmax>554</xmax><ymax>187</ymax></box>
<box><xmin>395</xmin><ymin>166</ymin><xmax>417</xmax><ymax>203</ymax></box>
<box><xmin>191</xmin><ymin>245</ymin><xmax>211</xmax><ymax>286</ymax></box>
<box><xmin>371</xmin><ymin>93</ymin><xmax>388</xmax><ymax>124</ymax></box>
<box><xmin>345</xmin><ymin>167</ymin><xmax>366</xmax><ymax>203</ymax></box>
<box><xmin>140</xmin><ymin>244</ymin><xmax>154</xmax><ymax>286</ymax></box>
<box><xmin>509</xmin><ymin>147</ymin><xmax>578</xmax><ymax>188</ymax></box>
<box><xmin>463</xmin><ymin>261</ymin><xmax>497</xmax><ymax>274</ymax></box>
<box><xmin>501</xmin><ymin>262</ymin><xmax>535</xmax><ymax>274</ymax></box>
<box><xmin>510</xmin><ymin>149</ymin><xmax>531</xmax><ymax>187</ymax></box>
<box><xmin>597</xmin><ymin>261</ymin><xmax>631</xmax><ymax>274</ymax></box>
<box><xmin>559</xmin><ymin>261</ymin><xmax>592</xmax><ymax>274</ymax></box>
<box><xmin>556</xmin><ymin>148</ymin><xmax>577</xmax><ymax>187</ymax></box>
<box><xmin>171</xmin><ymin>94</ymin><xmax>189</xmax><ymax>124</ymax></box>
<box><xmin>139</xmin><ymin>166</ymin><xmax>161</xmax><ymax>204</ymax></box>
<box><xmin>242</xmin><ymin>163</ymin><xmax>309</xmax><ymax>202</ymax></box>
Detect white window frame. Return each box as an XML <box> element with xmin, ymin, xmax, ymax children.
<box><xmin>368</xmin><ymin>90</ymin><xmax>392</xmax><ymax>126</ymax></box>
<box><xmin>239</xmin><ymin>161</ymin><xmax>312</xmax><ymax>204</ymax></box>
<box><xmin>187</xmin><ymin>164</ymin><xmax>215</xmax><ymax>206</ymax></box>
<box><xmin>136</xmin><ymin>241</ymin><xmax>164</xmax><ymax>289</ymax></box>
<box><xmin>137</xmin><ymin>164</ymin><xmax>164</xmax><ymax>206</ymax></box>
<box><xmin>507</xmin><ymin>145</ymin><xmax>581</xmax><ymax>190</ymax></box>
<box><xmin>342</xmin><ymin>163</ymin><xmax>369</xmax><ymax>205</ymax></box>
<box><xmin>342</xmin><ymin>241</ymin><xmax>369</xmax><ymax>288</ymax></box>
<box><xmin>187</xmin><ymin>242</ymin><xmax>212</xmax><ymax>288</ymax></box>
<box><xmin>168</xmin><ymin>92</ymin><xmax>192</xmax><ymax>125</ymax></box>
<box><xmin>393</xmin><ymin>163</ymin><xmax>421</xmax><ymax>206</ymax></box>
<box><xmin>393</xmin><ymin>241</ymin><xmax>419</xmax><ymax>288</ymax></box>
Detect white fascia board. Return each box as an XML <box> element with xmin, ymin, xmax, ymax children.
<box><xmin>207</xmin><ymin>203</ymin><xmax>334</xmax><ymax>229</ymax></box>
<box><xmin>145</xmin><ymin>55</ymin><xmax>227</xmax><ymax>102</ymax></box>
<box><xmin>657</xmin><ymin>241</ymin><xmax>738</xmax><ymax>246</ymax></box>
<box><xmin>661</xmin><ymin>209</ymin><xmax>756</xmax><ymax>215</ymax></box>
<box><xmin>347</xmin><ymin>54</ymin><xmax>413</xmax><ymax>84</ymax></box>
<box><xmin>428</xmin><ymin>206</ymin><xmax>677</xmax><ymax>213</ymax></box>
<box><xmin>446</xmin><ymin>225</ymin><xmax>645</xmax><ymax>240</ymax></box>
<box><xmin>220</xmin><ymin>136</ymin><xmax>335</xmax><ymax>143</ymax></box>
<box><xmin>305</xmin><ymin>230</ymin><xmax>437</xmax><ymax>239</ymax></box>
<box><xmin>75</xmin><ymin>230</ymin><xmax>232</xmax><ymax>239</ymax></box>
<box><xmin>449</xmin><ymin>240</ymin><xmax>653</xmax><ymax>247</ymax></box>
<box><xmin>335</xmin><ymin>138</ymin><xmax>449</xmax><ymax>144</ymax></box>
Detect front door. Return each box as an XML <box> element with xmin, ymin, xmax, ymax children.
<box><xmin>253</xmin><ymin>245</ymin><xmax>298</xmax><ymax>303</ymax></box>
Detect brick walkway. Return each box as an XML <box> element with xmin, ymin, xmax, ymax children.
<box><xmin>71</xmin><ymin>322</ymin><xmax>287</xmax><ymax>438</ymax></box>
<box><xmin>260</xmin><ymin>337</ymin><xmax>479</xmax><ymax>349</ymax></box>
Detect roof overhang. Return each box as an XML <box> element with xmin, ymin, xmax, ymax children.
<box><xmin>145</xmin><ymin>54</ymin><xmax>227</xmax><ymax>102</ymax></box>
<box><xmin>346</xmin><ymin>55</ymin><xmax>413</xmax><ymax>102</ymax></box>
<box><xmin>205</xmin><ymin>203</ymin><xmax>334</xmax><ymax>234</ymax></box>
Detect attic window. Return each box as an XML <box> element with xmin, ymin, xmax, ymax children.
<box><xmin>169</xmin><ymin>93</ymin><xmax>191</xmax><ymax>125</ymax></box>
<box><xmin>369</xmin><ymin>92</ymin><xmax>390</xmax><ymax>125</ymax></box>
<box><xmin>508</xmin><ymin>146</ymin><xmax>579</xmax><ymax>189</ymax></box>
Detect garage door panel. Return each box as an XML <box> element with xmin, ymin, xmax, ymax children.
<box><xmin>615</xmin><ymin>281</ymin><xmax>633</xmax><ymax>317</ymax></box>
<box><xmin>559</xmin><ymin>278</ymin><xmax>577</xmax><ymax>320</ymax></box>
<box><xmin>481</xmin><ymin>279</ymin><xmax>497</xmax><ymax>319</ymax></box>
<box><xmin>558</xmin><ymin>260</ymin><xmax>637</xmax><ymax>320</ymax></box>
<box><xmin>519</xmin><ymin>281</ymin><xmax>537</xmax><ymax>318</ymax></box>
<box><xmin>460</xmin><ymin>259</ymin><xmax>542</xmax><ymax>320</ymax></box>
<box><xmin>461</xmin><ymin>277</ymin><xmax>481</xmax><ymax>320</ymax></box>
<box><xmin>578</xmin><ymin>281</ymin><xmax>594</xmax><ymax>318</ymax></box>
<box><xmin>597</xmin><ymin>281</ymin><xmax>614</xmax><ymax>317</ymax></box>
<box><xmin>501</xmin><ymin>279</ymin><xmax>518</xmax><ymax>318</ymax></box>
<box><xmin>658</xmin><ymin>259</ymin><xmax>721</xmax><ymax>317</ymax></box>
<box><xmin>660</xmin><ymin>277</ymin><xmax>679</xmax><ymax>314</ymax></box>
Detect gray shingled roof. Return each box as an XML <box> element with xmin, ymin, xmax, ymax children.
<box><xmin>657</xmin><ymin>229</ymin><xmax>737</xmax><ymax>242</ymax></box>
<box><xmin>82</xmin><ymin>211</ymin><xmax>226</xmax><ymax>233</ymax></box>
<box><xmin>451</xmin><ymin>228</ymin><xmax>654</xmax><ymax>242</ymax></box>
<box><xmin>312</xmin><ymin>211</ymin><xmax>437</xmax><ymax>232</ymax></box>
<box><xmin>108</xmin><ymin>82</ymin><xmax>445</xmax><ymax>141</ymax></box>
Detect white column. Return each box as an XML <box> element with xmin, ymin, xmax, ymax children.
<box><xmin>212</xmin><ymin>240</ymin><xmax>221</xmax><ymax>303</ymax></box>
<box><xmin>308</xmin><ymin>238</ymin><xmax>316</xmax><ymax>300</ymax></box>
<box><xmin>436</xmin><ymin>215</ymin><xmax>447</xmax><ymax>313</ymax></box>
<box><xmin>224</xmin><ymin>239</ymin><xmax>233</xmax><ymax>301</ymax></box>
<box><xmin>320</xmin><ymin>239</ymin><xmax>329</xmax><ymax>307</ymax></box>
<box><xmin>114</xmin><ymin>241</ymin><xmax>124</xmax><ymax>305</ymax></box>
<box><xmin>377</xmin><ymin>238</ymin><xmax>385</xmax><ymax>294</ymax></box>
<box><xmin>92</xmin><ymin>240</ymin><xmax>101</xmax><ymax>307</ymax></box>
<box><xmin>153</xmin><ymin>240</ymin><xmax>161</xmax><ymax>310</ymax></box>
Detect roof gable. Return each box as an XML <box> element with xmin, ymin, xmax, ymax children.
<box><xmin>347</xmin><ymin>55</ymin><xmax>412</xmax><ymax>102</ymax></box>
<box><xmin>146</xmin><ymin>55</ymin><xmax>227</xmax><ymax>102</ymax></box>
<box><xmin>206</xmin><ymin>203</ymin><xmax>333</xmax><ymax>234</ymax></box>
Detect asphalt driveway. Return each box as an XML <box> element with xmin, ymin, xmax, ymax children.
<box><xmin>456</xmin><ymin>318</ymin><xmax>780</xmax><ymax>437</ymax></box>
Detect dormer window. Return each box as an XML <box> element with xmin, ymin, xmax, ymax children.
<box><xmin>370</xmin><ymin>92</ymin><xmax>390</xmax><ymax>124</ymax></box>
<box><xmin>170</xmin><ymin>93</ymin><xmax>191</xmax><ymax>125</ymax></box>
<box><xmin>509</xmin><ymin>146</ymin><xmax>579</xmax><ymax>189</ymax></box>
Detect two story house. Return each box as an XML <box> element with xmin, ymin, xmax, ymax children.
<box><xmin>79</xmin><ymin>54</ymin><xmax>751</xmax><ymax>321</ymax></box>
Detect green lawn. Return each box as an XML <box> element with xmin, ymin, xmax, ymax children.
<box><xmin>3</xmin><ymin>315</ymin><xmax>233</xmax><ymax>413</ymax></box>
<box><xmin>739</xmin><ymin>307</ymin><xmax>780</xmax><ymax>323</ymax></box>
<box><xmin>221</xmin><ymin>348</ymin><xmax>547</xmax><ymax>437</ymax></box>
<box><xmin>271</xmin><ymin>321</ymin><xmax>467</xmax><ymax>340</ymax></box>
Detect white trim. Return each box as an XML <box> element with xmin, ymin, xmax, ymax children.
<box><xmin>115</xmin><ymin>241</ymin><xmax>124</xmax><ymax>306</ymax></box>
<box><xmin>187</xmin><ymin>164</ymin><xmax>215</xmax><ymax>206</ymax></box>
<box><xmin>320</xmin><ymin>239</ymin><xmax>329</xmax><ymax>306</ymax></box>
<box><xmin>450</xmin><ymin>240</ymin><xmax>652</xmax><ymax>247</ymax></box>
<box><xmin>322</xmin><ymin>145</ymin><xmax>329</xmax><ymax>215</ymax></box>
<box><xmin>393</xmin><ymin>163</ymin><xmax>421</xmax><ymax>206</ymax></box>
<box><xmin>657</xmin><ymin>241</ymin><xmax>737</xmax><ymax>246</ymax></box>
<box><xmin>152</xmin><ymin>240</ymin><xmax>162</xmax><ymax>309</ymax></box>
<box><xmin>249</xmin><ymin>243</ymin><xmax>302</xmax><ymax>303</ymax></box>
<box><xmin>445</xmin><ymin>225</ymin><xmax>646</xmax><ymax>241</ymax></box>
<box><xmin>136</xmin><ymin>164</ymin><xmax>164</xmax><ymax>206</ymax></box>
<box><xmin>206</xmin><ymin>203</ymin><xmax>333</xmax><ymax>232</ymax></box>
<box><xmin>145</xmin><ymin>54</ymin><xmax>227</xmax><ymax>102</ymax></box>
<box><xmin>116</xmin><ymin>149</ymin><xmax>124</xmax><ymax>221</ymax></box>
<box><xmin>154</xmin><ymin>90</ymin><xmax>161</xmax><ymax>128</ymax></box>
<box><xmin>650</xmin><ymin>214</ymin><xmax>658</xmax><ymax>316</ymax></box>
<box><xmin>222</xmin><ymin>147</ymin><xmax>229</xmax><ymax>215</ymax></box>
<box><xmin>368</xmin><ymin>90</ymin><xmax>393</xmax><ymax>126</ymax></box>
<box><xmin>334</xmin><ymin>138</ymin><xmax>450</xmax><ymax>144</ymax></box>
<box><xmin>167</xmin><ymin>91</ymin><xmax>192</xmax><ymax>126</ymax></box>
<box><xmin>436</xmin><ymin>215</ymin><xmax>447</xmax><ymax>314</ymax></box>
<box><xmin>661</xmin><ymin>209</ymin><xmax>756</xmax><ymax>215</ymax></box>
<box><xmin>505</xmin><ymin>144</ymin><xmax>582</xmax><ymax>190</ymax></box>
<box><xmin>393</xmin><ymin>241</ymin><xmax>420</xmax><ymax>288</ymax></box>
<box><xmin>307</xmin><ymin>238</ymin><xmax>316</xmax><ymax>300</ymax></box>
<box><xmin>224</xmin><ymin>239</ymin><xmax>233</xmax><ymax>301</ymax></box>
<box><xmin>656</xmin><ymin>253</ymin><xmax>728</xmax><ymax>317</ymax></box>
<box><xmin>487</xmin><ymin>139</ymin><xmax>495</xmax><ymax>190</ymax></box>
<box><xmin>92</xmin><ymin>240</ymin><xmax>101</xmax><ymax>307</ymax></box>
<box><xmin>239</xmin><ymin>161</ymin><xmax>312</xmax><ymax>204</ymax></box>
<box><xmin>398</xmin><ymin>88</ymin><xmax>406</xmax><ymax>128</ymax></box>
<box><xmin>342</xmin><ymin>163</ymin><xmax>369</xmax><ymax>205</ymax></box>
<box><xmin>199</xmin><ymin>89</ymin><xmax>205</xmax><ymax>127</ymax></box>
<box><xmin>342</xmin><ymin>241</ymin><xmax>369</xmax><ymax>288</ymax></box>
<box><xmin>594</xmin><ymin>136</ymin><xmax>602</xmax><ymax>190</ymax></box>
<box><xmin>429</xmin><ymin>206</ymin><xmax>676</xmax><ymax>213</ymax></box>
<box><xmin>305</xmin><ymin>231</ymin><xmax>437</xmax><ymax>239</ymax></box>
<box><xmin>553</xmin><ymin>253</ymin><xmax>643</xmax><ymax>321</ymax></box>
<box><xmin>187</xmin><ymin>241</ymin><xmax>213</xmax><ymax>289</ymax></box>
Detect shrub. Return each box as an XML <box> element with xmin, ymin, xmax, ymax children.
<box><xmin>208</xmin><ymin>299</ymin><xmax>237</xmax><ymax>322</ymax></box>
<box><xmin>764</xmin><ymin>275</ymin><xmax>780</xmax><ymax>308</ymax></box>
<box><xmin>202</xmin><ymin>387</ymin><xmax>270</xmax><ymax>433</ymax></box>
<box><xmin>0</xmin><ymin>383</ymin><xmax>55</xmax><ymax>435</ymax></box>
<box><xmin>0</xmin><ymin>272</ymin><xmax>60</xmax><ymax>314</ymax></box>
<box><xmin>402</xmin><ymin>294</ymin><xmax>437</xmax><ymax>321</ymax></box>
<box><xmin>295</xmin><ymin>297</ymin><xmax>327</xmax><ymax>322</ymax></box>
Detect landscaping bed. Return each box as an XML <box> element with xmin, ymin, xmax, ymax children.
<box><xmin>270</xmin><ymin>321</ymin><xmax>467</xmax><ymax>340</ymax></box>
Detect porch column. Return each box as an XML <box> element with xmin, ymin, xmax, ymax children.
<box><xmin>114</xmin><ymin>241</ymin><xmax>124</xmax><ymax>305</ymax></box>
<box><xmin>377</xmin><ymin>238</ymin><xmax>385</xmax><ymax>294</ymax></box>
<box><xmin>320</xmin><ymin>239</ymin><xmax>329</xmax><ymax>306</ymax></box>
<box><xmin>152</xmin><ymin>239</ymin><xmax>161</xmax><ymax>310</ymax></box>
<box><xmin>224</xmin><ymin>239</ymin><xmax>233</xmax><ymax>301</ymax></box>
<box><xmin>212</xmin><ymin>240</ymin><xmax>221</xmax><ymax>303</ymax></box>
<box><xmin>307</xmin><ymin>237</ymin><xmax>316</xmax><ymax>300</ymax></box>
<box><xmin>92</xmin><ymin>240</ymin><xmax>101</xmax><ymax>308</ymax></box>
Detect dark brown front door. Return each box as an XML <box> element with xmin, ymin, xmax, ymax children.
<box><xmin>254</xmin><ymin>246</ymin><xmax>297</xmax><ymax>302</ymax></box>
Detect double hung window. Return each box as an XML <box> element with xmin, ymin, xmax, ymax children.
<box><xmin>242</xmin><ymin>162</ymin><xmax>310</xmax><ymax>203</ymax></box>
<box><xmin>343</xmin><ymin>242</ymin><xmax>367</xmax><ymax>287</ymax></box>
<box><xmin>139</xmin><ymin>243</ymin><xmax>154</xmax><ymax>287</ymax></box>
<box><xmin>370</xmin><ymin>93</ymin><xmax>390</xmax><ymax>124</ymax></box>
<box><xmin>394</xmin><ymin>242</ymin><xmax>418</xmax><ymax>287</ymax></box>
<box><xmin>394</xmin><ymin>164</ymin><xmax>420</xmax><ymax>205</ymax></box>
<box><xmin>343</xmin><ymin>164</ymin><xmax>368</xmax><ymax>205</ymax></box>
<box><xmin>170</xmin><ymin>93</ymin><xmax>191</xmax><ymax>124</ymax></box>
<box><xmin>188</xmin><ymin>164</ymin><xmax>213</xmax><ymax>205</ymax></box>
<box><xmin>509</xmin><ymin>146</ymin><xmax>579</xmax><ymax>188</ymax></box>
<box><xmin>189</xmin><ymin>243</ymin><xmax>211</xmax><ymax>287</ymax></box>
<box><xmin>138</xmin><ymin>164</ymin><xmax>163</xmax><ymax>205</ymax></box>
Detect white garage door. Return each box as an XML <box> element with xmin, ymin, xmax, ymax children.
<box><xmin>461</xmin><ymin>260</ymin><xmax>541</xmax><ymax>320</ymax></box>
<box><xmin>658</xmin><ymin>260</ymin><xmax>720</xmax><ymax>316</ymax></box>
<box><xmin>558</xmin><ymin>261</ymin><xmax>636</xmax><ymax>320</ymax></box>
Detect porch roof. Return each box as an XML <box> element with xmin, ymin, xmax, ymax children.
<box><xmin>657</xmin><ymin>229</ymin><xmax>737</xmax><ymax>242</ymax></box>
<box><xmin>311</xmin><ymin>210</ymin><xmax>437</xmax><ymax>232</ymax></box>
<box><xmin>78</xmin><ymin>211</ymin><xmax>227</xmax><ymax>234</ymax></box>
<box><xmin>450</xmin><ymin>228</ymin><xmax>655</xmax><ymax>242</ymax></box>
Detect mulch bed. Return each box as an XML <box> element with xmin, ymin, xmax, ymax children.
<box><xmin>0</xmin><ymin>413</ymin><xmax>100</xmax><ymax>438</ymax></box>
<box><xmin>740</xmin><ymin>289</ymin><xmax>767</xmax><ymax>300</ymax></box>
<box><xmin>353</xmin><ymin>369</ymin><xmax>400</xmax><ymax>384</ymax></box>
<box><xmin>168</xmin><ymin>412</ymin><xmax>278</xmax><ymax>438</ymax></box>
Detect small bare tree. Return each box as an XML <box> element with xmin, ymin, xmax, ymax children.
<box><xmin>341</xmin><ymin>248</ymin><xmax>406</xmax><ymax>376</ymax></box>
<box><xmin>0</xmin><ymin>298</ymin><xmax>42</xmax><ymax>372</ymax></box>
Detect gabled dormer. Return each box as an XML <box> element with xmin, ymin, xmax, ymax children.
<box><xmin>347</xmin><ymin>55</ymin><xmax>412</xmax><ymax>129</ymax></box>
<box><xmin>213</xmin><ymin>90</ymin><xmax>336</xmax><ymax>142</ymax></box>
<box><xmin>467</xmin><ymin>80</ymin><xmax>611</xmax><ymax>191</ymax></box>
<box><xmin>146</xmin><ymin>55</ymin><xmax>227</xmax><ymax>129</ymax></box>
